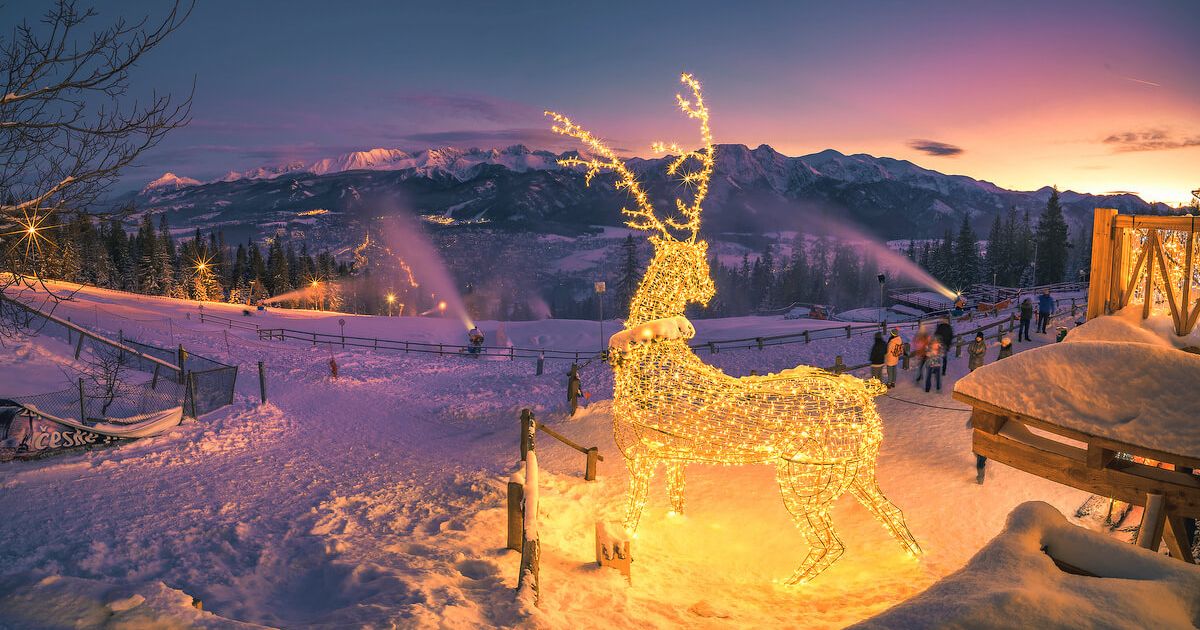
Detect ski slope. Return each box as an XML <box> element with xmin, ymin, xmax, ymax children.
<box><xmin>0</xmin><ymin>282</ymin><xmax>1116</xmax><ymax>628</ymax></box>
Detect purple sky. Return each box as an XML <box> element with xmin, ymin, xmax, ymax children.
<box><xmin>7</xmin><ymin>1</ymin><xmax>1199</xmax><ymax>203</ymax></box>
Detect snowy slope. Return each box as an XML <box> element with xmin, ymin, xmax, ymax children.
<box><xmin>0</xmin><ymin>282</ymin><xmax>1120</xmax><ymax>628</ymax></box>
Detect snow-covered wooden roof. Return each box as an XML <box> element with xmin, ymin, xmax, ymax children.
<box><xmin>954</xmin><ymin>315</ymin><xmax>1200</xmax><ymax>463</ymax></box>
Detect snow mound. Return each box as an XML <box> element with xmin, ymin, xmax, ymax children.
<box><xmin>607</xmin><ymin>316</ymin><xmax>695</xmax><ymax>353</ymax></box>
<box><xmin>851</xmin><ymin>501</ymin><xmax>1200</xmax><ymax>629</ymax></box>
<box><xmin>955</xmin><ymin>328</ymin><xmax>1200</xmax><ymax>459</ymax></box>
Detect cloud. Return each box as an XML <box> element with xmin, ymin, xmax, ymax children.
<box><xmin>391</xmin><ymin>93</ymin><xmax>539</xmax><ymax>124</ymax></box>
<box><xmin>907</xmin><ymin>139</ymin><xmax>964</xmax><ymax>157</ymax></box>
<box><xmin>1103</xmin><ymin>129</ymin><xmax>1200</xmax><ymax>152</ymax></box>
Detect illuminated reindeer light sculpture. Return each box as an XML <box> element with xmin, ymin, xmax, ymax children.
<box><xmin>547</xmin><ymin>74</ymin><xmax>921</xmax><ymax>584</ymax></box>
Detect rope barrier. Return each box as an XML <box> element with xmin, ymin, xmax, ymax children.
<box><xmin>883</xmin><ymin>393</ymin><xmax>972</xmax><ymax>412</ymax></box>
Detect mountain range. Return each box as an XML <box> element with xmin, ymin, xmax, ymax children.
<box><xmin>124</xmin><ymin>143</ymin><xmax>1173</xmax><ymax>246</ymax></box>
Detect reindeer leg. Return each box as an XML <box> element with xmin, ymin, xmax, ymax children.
<box><xmin>623</xmin><ymin>455</ymin><xmax>656</xmax><ymax>533</ymax></box>
<box><xmin>665</xmin><ymin>461</ymin><xmax>686</xmax><ymax>515</ymax></box>
<box><xmin>776</xmin><ymin>459</ymin><xmax>846</xmax><ymax>585</ymax></box>
<box><xmin>848</xmin><ymin>462</ymin><xmax>922</xmax><ymax>557</ymax></box>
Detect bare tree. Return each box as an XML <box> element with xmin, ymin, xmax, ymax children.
<box><xmin>0</xmin><ymin>0</ymin><xmax>193</xmax><ymax>296</ymax></box>
<box><xmin>71</xmin><ymin>344</ymin><xmax>129</xmax><ymax>416</ymax></box>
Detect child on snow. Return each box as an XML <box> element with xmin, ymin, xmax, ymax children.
<box><xmin>997</xmin><ymin>336</ymin><xmax>1014</xmax><ymax>360</ymax></box>
<box><xmin>924</xmin><ymin>339</ymin><xmax>943</xmax><ymax>392</ymax></box>
<box><xmin>967</xmin><ymin>332</ymin><xmax>986</xmax><ymax>372</ymax></box>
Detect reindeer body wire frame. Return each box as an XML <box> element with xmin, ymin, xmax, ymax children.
<box><xmin>547</xmin><ymin>73</ymin><xmax>921</xmax><ymax>584</ymax></box>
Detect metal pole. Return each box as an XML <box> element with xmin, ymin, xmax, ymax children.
<box><xmin>257</xmin><ymin>361</ymin><xmax>267</xmax><ymax>404</ymax></box>
<box><xmin>78</xmin><ymin>378</ymin><xmax>86</xmax><ymax>422</ymax></box>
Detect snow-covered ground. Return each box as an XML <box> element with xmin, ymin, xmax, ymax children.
<box><xmin>0</xmin><ymin>282</ymin><xmax>1143</xmax><ymax>628</ymax></box>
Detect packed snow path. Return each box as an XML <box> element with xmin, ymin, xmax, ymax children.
<box><xmin>0</xmin><ymin>284</ymin><xmax>1090</xmax><ymax>628</ymax></box>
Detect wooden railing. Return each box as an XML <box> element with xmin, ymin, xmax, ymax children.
<box><xmin>1089</xmin><ymin>208</ymin><xmax>1200</xmax><ymax>335</ymax></box>
<box><xmin>198</xmin><ymin>310</ymin><xmax>261</xmax><ymax>332</ymax></box>
<box><xmin>257</xmin><ymin>327</ymin><xmax>596</xmax><ymax>362</ymax></box>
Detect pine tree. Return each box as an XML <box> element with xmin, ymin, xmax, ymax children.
<box><xmin>1034</xmin><ymin>188</ymin><xmax>1070</xmax><ymax>284</ymax></box>
<box><xmin>136</xmin><ymin>214</ymin><xmax>160</xmax><ymax>294</ymax></box>
<box><xmin>786</xmin><ymin>233</ymin><xmax>809</xmax><ymax>304</ymax></box>
<box><xmin>616</xmin><ymin>235</ymin><xmax>640</xmax><ymax>312</ymax></box>
<box><xmin>984</xmin><ymin>213</ymin><xmax>1005</xmax><ymax>286</ymax></box>
<box><xmin>953</xmin><ymin>214</ymin><xmax>980</xmax><ymax>288</ymax></box>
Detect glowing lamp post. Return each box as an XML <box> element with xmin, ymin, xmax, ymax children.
<box><xmin>386</xmin><ymin>292</ymin><xmax>396</xmax><ymax>316</ymax></box>
<box><xmin>595</xmin><ymin>281</ymin><xmax>606</xmax><ymax>359</ymax></box>
<box><xmin>438</xmin><ymin>301</ymin><xmax>447</xmax><ymax>317</ymax></box>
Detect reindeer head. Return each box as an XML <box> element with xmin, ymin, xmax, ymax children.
<box><xmin>547</xmin><ymin>73</ymin><xmax>716</xmax><ymax>326</ymax></box>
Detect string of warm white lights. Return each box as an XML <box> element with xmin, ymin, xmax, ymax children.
<box><xmin>548</xmin><ymin>73</ymin><xmax>921</xmax><ymax>585</ymax></box>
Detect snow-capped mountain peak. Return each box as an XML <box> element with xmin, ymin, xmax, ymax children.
<box><xmin>211</xmin><ymin>145</ymin><xmax>563</xmax><ymax>185</ymax></box>
<box><xmin>142</xmin><ymin>172</ymin><xmax>201</xmax><ymax>193</ymax></box>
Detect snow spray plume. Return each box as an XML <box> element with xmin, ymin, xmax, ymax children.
<box><xmin>793</xmin><ymin>209</ymin><xmax>955</xmax><ymax>299</ymax></box>
<box><xmin>375</xmin><ymin>211</ymin><xmax>473</xmax><ymax>329</ymax></box>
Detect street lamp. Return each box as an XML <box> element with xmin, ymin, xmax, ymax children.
<box><xmin>876</xmin><ymin>273</ymin><xmax>886</xmax><ymax>324</ymax></box>
<box><xmin>386</xmin><ymin>292</ymin><xmax>396</xmax><ymax>316</ymax></box>
<box><xmin>595</xmin><ymin>281</ymin><xmax>607</xmax><ymax>358</ymax></box>
<box><xmin>438</xmin><ymin>300</ymin><xmax>447</xmax><ymax>316</ymax></box>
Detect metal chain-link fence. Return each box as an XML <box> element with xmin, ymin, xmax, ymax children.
<box><xmin>1</xmin><ymin>293</ymin><xmax>237</xmax><ymax>418</ymax></box>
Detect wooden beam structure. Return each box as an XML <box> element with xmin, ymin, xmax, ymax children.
<box><xmin>956</xmin><ymin>390</ymin><xmax>1199</xmax><ymax>564</ymax></box>
<box><xmin>1087</xmin><ymin>208</ymin><xmax>1200</xmax><ymax>336</ymax></box>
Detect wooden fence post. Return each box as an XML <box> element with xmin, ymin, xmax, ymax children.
<box><xmin>520</xmin><ymin>409</ymin><xmax>534</xmax><ymax>462</ymax></box>
<box><xmin>258</xmin><ymin>361</ymin><xmax>267</xmax><ymax>404</ymax></box>
<box><xmin>177</xmin><ymin>344</ymin><xmax>187</xmax><ymax>384</ymax></box>
<box><xmin>585</xmin><ymin>447</ymin><xmax>599</xmax><ymax>481</ymax></box>
<box><xmin>78</xmin><ymin>378</ymin><xmax>86</xmax><ymax>422</ymax></box>
<box><xmin>833</xmin><ymin>355</ymin><xmax>846</xmax><ymax>374</ymax></box>
<box><xmin>517</xmin><ymin>420</ymin><xmax>540</xmax><ymax>606</ymax></box>
<box><xmin>506</xmin><ymin>474</ymin><xmax>524</xmax><ymax>552</ymax></box>
<box><xmin>845</xmin><ymin>325</ymin><xmax>851</xmax><ymax>339</ymax></box>
<box><xmin>536</xmin><ymin>352</ymin><xmax>544</xmax><ymax>376</ymax></box>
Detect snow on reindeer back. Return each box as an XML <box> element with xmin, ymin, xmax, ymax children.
<box><xmin>608</xmin><ymin>316</ymin><xmax>696</xmax><ymax>354</ymax></box>
<box><xmin>954</xmin><ymin>316</ymin><xmax>1200</xmax><ymax>459</ymax></box>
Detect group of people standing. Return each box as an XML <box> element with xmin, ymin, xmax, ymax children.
<box><xmin>1017</xmin><ymin>289</ymin><xmax>1057</xmax><ymax>342</ymax></box>
<box><xmin>870</xmin><ymin>316</ymin><xmax>1019</xmax><ymax>394</ymax></box>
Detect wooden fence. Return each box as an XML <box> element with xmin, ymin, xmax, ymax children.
<box><xmin>1087</xmin><ymin>208</ymin><xmax>1200</xmax><ymax>336</ymax></box>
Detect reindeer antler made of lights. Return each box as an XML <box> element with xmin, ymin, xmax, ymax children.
<box><xmin>546</xmin><ymin>73</ymin><xmax>714</xmax><ymax>243</ymax></box>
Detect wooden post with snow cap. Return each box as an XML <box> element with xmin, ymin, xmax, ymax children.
<box><xmin>516</xmin><ymin>416</ymin><xmax>540</xmax><ymax>606</ymax></box>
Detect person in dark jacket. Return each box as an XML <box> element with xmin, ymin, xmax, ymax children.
<box><xmin>934</xmin><ymin>320</ymin><xmax>954</xmax><ymax>375</ymax></box>
<box><xmin>567</xmin><ymin>364</ymin><xmax>582</xmax><ymax>416</ymax></box>
<box><xmin>967</xmin><ymin>332</ymin><xmax>986</xmax><ymax>372</ymax></box>
<box><xmin>997</xmin><ymin>336</ymin><xmax>1014</xmax><ymax>359</ymax></box>
<box><xmin>869</xmin><ymin>332</ymin><xmax>887</xmax><ymax>383</ymax></box>
<box><xmin>1037</xmin><ymin>290</ymin><xmax>1055</xmax><ymax>334</ymax></box>
<box><xmin>1018</xmin><ymin>298</ymin><xmax>1033</xmax><ymax>342</ymax></box>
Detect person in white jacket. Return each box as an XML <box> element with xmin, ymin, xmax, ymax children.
<box><xmin>884</xmin><ymin>328</ymin><xmax>903</xmax><ymax>388</ymax></box>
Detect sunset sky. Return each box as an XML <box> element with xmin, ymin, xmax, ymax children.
<box><xmin>12</xmin><ymin>0</ymin><xmax>1198</xmax><ymax>204</ymax></box>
